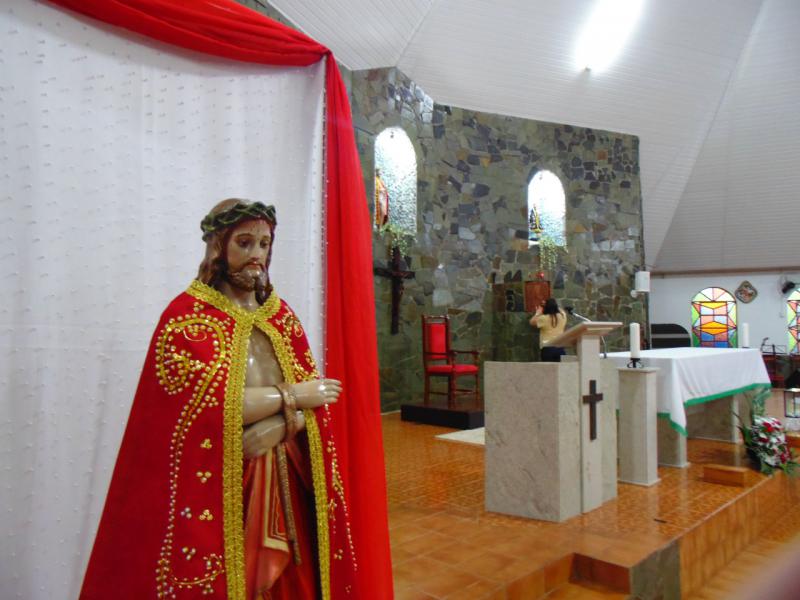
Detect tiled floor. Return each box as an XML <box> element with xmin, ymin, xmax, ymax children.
<box><xmin>384</xmin><ymin>390</ymin><xmax>799</xmax><ymax>599</ymax></box>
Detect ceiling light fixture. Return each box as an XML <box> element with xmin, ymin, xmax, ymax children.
<box><xmin>575</xmin><ymin>0</ymin><xmax>644</xmax><ymax>73</ymax></box>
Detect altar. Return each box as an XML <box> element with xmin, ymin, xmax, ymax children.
<box><xmin>606</xmin><ymin>347</ymin><xmax>772</xmax><ymax>466</ymax></box>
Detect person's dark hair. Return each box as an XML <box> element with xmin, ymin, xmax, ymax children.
<box><xmin>542</xmin><ymin>297</ymin><xmax>561</xmax><ymax>327</ymax></box>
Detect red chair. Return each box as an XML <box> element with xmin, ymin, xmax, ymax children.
<box><xmin>422</xmin><ymin>315</ymin><xmax>480</xmax><ymax>408</ymax></box>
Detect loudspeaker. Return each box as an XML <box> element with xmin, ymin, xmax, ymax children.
<box><xmin>786</xmin><ymin>369</ymin><xmax>800</xmax><ymax>389</ymax></box>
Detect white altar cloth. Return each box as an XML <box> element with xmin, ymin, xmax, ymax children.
<box><xmin>606</xmin><ymin>348</ymin><xmax>771</xmax><ymax>434</ymax></box>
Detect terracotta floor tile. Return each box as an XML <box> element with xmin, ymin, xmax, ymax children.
<box><xmin>425</xmin><ymin>539</ymin><xmax>487</xmax><ymax>566</ymax></box>
<box><xmin>456</xmin><ymin>550</ymin><xmax>539</xmax><ymax>584</ymax></box>
<box><xmin>413</xmin><ymin>562</ymin><xmax>481</xmax><ymax>598</ymax></box>
<box><xmin>414</xmin><ymin>512</ymin><xmax>478</xmax><ymax>537</ymax></box>
<box><xmin>489</xmin><ymin>535</ymin><xmax>570</xmax><ymax>564</ymax></box>
<box><xmin>397</xmin><ymin>530</ymin><xmax>454</xmax><ymax>557</ymax></box>
<box><xmin>393</xmin><ymin>556</ymin><xmax>448</xmax><ymax>585</ymax></box>
<box><xmin>391</xmin><ymin>544</ymin><xmax>417</xmax><ymax>565</ymax></box>
<box><xmin>444</xmin><ymin>578</ymin><xmax>502</xmax><ymax>600</ymax></box>
<box><xmin>391</xmin><ymin>523</ymin><xmax>433</xmax><ymax>545</ymax></box>
<box><xmin>393</xmin><ymin>585</ymin><xmax>438</xmax><ymax>600</ymax></box>
<box><xmin>506</xmin><ymin>568</ymin><xmax>546</xmax><ymax>600</ymax></box>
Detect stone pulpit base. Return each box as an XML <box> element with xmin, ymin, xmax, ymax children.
<box><xmin>485</xmin><ymin>362</ymin><xmax>581</xmax><ymax>522</ymax></box>
<box><xmin>485</xmin><ymin>358</ymin><xmax>619</xmax><ymax>522</ymax></box>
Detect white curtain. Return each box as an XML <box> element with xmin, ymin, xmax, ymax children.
<box><xmin>0</xmin><ymin>1</ymin><xmax>325</xmax><ymax>598</ymax></box>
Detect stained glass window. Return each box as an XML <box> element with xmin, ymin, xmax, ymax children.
<box><xmin>691</xmin><ymin>287</ymin><xmax>737</xmax><ymax>348</ymax></box>
<box><xmin>374</xmin><ymin>127</ymin><xmax>417</xmax><ymax>233</ymax></box>
<box><xmin>788</xmin><ymin>290</ymin><xmax>800</xmax><ymax>355</ymax></box>
<box><xmin>527</xmin><ymin>170</ymin><xmax>566</xmax><ymax>247</ymax></box>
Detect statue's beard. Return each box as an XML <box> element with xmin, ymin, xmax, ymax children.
<box><xmin>226</xmin><ymin>266</ymin><xmax>267</xmax><ymax>295</ymax></box>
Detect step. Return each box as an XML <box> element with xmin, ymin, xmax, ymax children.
<box><xmin>543</xmin><ymin>581</ymin><xmax>629</xmax><ymax>599</ymax></box>
<box><xmin>503</xmin><ymin>553</ymin><xmax>631</xmax><ymax>600</ymax></box>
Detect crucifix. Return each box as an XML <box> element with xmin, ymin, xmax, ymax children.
<box><xmin>374</xmin><ymin>246</ymin><xmax>415</xmax><ymax>334</ymax></box>
<box><xmin>582</xmin><ymin>379</ymin><xmax>604</xmax><ymax>441</ymax></box>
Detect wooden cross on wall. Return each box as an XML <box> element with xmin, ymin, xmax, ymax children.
<box><xmin>374</xmin><ymin>246</ymin><xmax>415</xmax><ymax>334</ymax></box>
<box><xmin>582</xmin><ymin>379</ymin><xmax>604</xmax><ymax>441</ymax></box>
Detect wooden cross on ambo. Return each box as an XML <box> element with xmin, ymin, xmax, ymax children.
<box><xmin>374</xmin><ymin>246</ymin><xmax>415</xmax><ymax>334</ymax></box>
<box><xmin>582</xmin><ymin>379</ymin><xmax>604</xmax><ymax>441</ymax></box>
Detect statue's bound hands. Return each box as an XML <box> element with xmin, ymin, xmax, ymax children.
<box><xmin>242</xmin><ymin>411</ymin><xmax>307</xmax><ymax>458</ymax></box>
<box><xmin>291</xmin><ymin>378</ymin><xmax>342</xmax><ymax>409</ymax></box>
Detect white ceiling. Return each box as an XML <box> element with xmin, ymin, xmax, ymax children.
<box><xmin>268</xmin><ymin>0</ymin><xmax>800</xmax><ymax>272</ymax></box>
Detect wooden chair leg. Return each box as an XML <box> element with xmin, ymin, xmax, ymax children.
<box><xmin>475</xmin><ymin>371</ymin><xmax>481</xmax><ymax>407</ymax></box>
<box><xmin>424</xmin><ymin>373</ymin><xmax>430</xmax><ymax>406</ymax></box>
<box><xmin>447</xmin><ymin>374</ymin><xmax>455</xmax><ymax>409</ymax></box>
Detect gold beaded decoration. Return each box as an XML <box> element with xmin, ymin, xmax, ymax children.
<box><xmin>186</xmin><ymin>280</ymin><xmax>281</xmax><ymax>600</ymax></box>
<box><xmin>322</xmin><ymin>402</ymin><xmax>358</xmax><ymax>573</ymax></box>
<box><xmin>153</xmin><ymin>303</ymin><xmax>231</xmax><ymax>599</ymax></box>
<box><xmin>182</xmin><ymin>280</ymin><xmax>352</xmax><ymax>600</ymax></box>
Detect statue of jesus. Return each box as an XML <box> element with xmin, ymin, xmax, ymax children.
<box><xmin>81</xmin><ymin>199</ymin><xmax>359</xmax><ymax>599</ymax></box>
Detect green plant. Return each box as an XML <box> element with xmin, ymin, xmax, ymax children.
<box><xmin>378</xmin><ymin>221</ymin><xmax>414</xmax><ymax>256</ymax></box>
<box><xmin>538</xmin><ymin>233</ymin><xmax>559</xmax><ymax>275</ymax></box>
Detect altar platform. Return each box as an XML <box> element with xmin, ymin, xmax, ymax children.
<box><xmin>384</xmin><ymin>390</ymin><xmax>800</xmax><ymax>599</ymax></box>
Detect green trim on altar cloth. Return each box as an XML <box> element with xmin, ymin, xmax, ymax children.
<box><xmin>658</xmin><ymin>382</ymin><xmax>772</xmax><ymax>437</ymax></box>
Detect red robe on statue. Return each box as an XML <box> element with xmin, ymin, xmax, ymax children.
<box><xmin>81</xmin><ymin>281</ymin><xmax>358</xmax><ymax>599</ymax></box>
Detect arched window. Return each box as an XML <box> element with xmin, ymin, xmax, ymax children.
<box><xmin>691</xmin><ymin>287</ymin><xmax>737</xmax><ymax>348</ymax></box>
<box><xmin>788</xmin><ymin>290</ymin><xmax>800</xmax><ymax>355</ymax></box>
<box><xmin>527</xmin><ymin>170</ymin><xmax>566</xmax><ymax>247</ymax></box>
<box><xmin>374</xmin><ymin>127</ymin><xmax>417</xmax><ymax>233</ymax></box>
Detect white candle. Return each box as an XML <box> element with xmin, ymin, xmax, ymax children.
<box><xmin>741</xmin><ymin>323</ymin><xmax>750</xmax><ymax>348</ymax></box>
<box><xmin>630</xmin><ymin>323</ymin><xmax>641</xmax><ymax>359</ymax></box>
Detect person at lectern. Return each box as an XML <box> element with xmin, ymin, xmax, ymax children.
<box><xmin>530</xmin><ymin>297</ymin><xmax>567</xmax><ymax>362</ymax></box>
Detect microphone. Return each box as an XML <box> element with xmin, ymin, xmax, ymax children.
<box><xmin>569</xmin><ymin>308</ymin><xmax>591</xmax><ymax>323</ymax></box>
<box><xmin>564</xmin><ymin>306</ymin><xmax>574</xmax><ymax>314</ymax></box>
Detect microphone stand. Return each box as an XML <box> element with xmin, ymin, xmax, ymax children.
<box><xmin>569</xmin><ymin>310</ymin><xmax>608</xmax><ymax>359</ymax></box>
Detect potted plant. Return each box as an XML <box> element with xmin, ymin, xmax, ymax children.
<box><xmin>378</xmin><ymin>221</ymin><xmax>413</xmax><ymax>257</ymax></box>
<box><xmin>538</xmin><ymin>233</ymin><xmax>559</xmax><ymax>280</ymax></box>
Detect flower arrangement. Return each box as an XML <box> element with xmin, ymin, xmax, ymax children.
<box><xmin>738</xmin><ymin>410</ymin><xmax>798</xmax><ymax>475</ymax></box>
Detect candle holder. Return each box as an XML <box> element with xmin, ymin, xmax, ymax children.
<box><xmin>627</xmin><ymin>357</ymin><xmax>643</xmax><ymax>369</ymax></box>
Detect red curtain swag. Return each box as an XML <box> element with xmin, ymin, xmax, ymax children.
<box><xmin>46</xmin><ymin>0</ymin><xmax>391</xmax><ymax>598</ymax></box>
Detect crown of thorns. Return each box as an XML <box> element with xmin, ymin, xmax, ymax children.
<box><xmin>200</xmin><ymin>202</ymin><xmax>276</xmax><ymax>239</ymax></box>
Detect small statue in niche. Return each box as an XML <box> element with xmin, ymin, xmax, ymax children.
<box><xmin>374</xmin><ymin>167</ymin><xmax>389</xmax><ymax>228</ymax></box>
<box><xmin>528</xmin><ymin>204</ymin><xmax>543</xmax><ymax>244</ymax></box>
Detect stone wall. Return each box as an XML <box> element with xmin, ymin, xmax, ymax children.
<box><xmin>351</xmin><ymin>68</ymin><xmax>647</xmax><ymax>412</ymax></box>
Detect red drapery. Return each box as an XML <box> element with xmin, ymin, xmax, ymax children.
<box><xmin>46</xmin><ymin>1</ymin><xmax>391</xmax><ymax>598</ymax></box>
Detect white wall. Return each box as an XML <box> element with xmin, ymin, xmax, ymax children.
<box><xmin>650</xmin><ymin>272</ymin><xmax>800</xmax><ymax>351</ymax></box>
